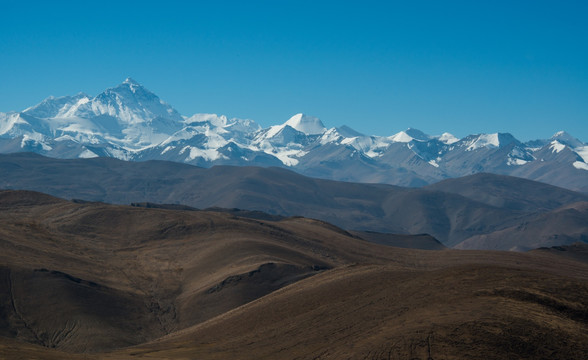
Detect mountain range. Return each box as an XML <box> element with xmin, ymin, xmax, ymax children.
<box><xmin>2</xmin><ymin>152</ymin><xmax>587</xmax><ymax>251</ymax></box>
<box><xmin>1</xmin><ymin>78</ymin><xmax>587</xmax><ymax>192</ymax></box>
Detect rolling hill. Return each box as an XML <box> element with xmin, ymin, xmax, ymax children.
<box><xmin>0</xmin><ymin>190</ymin><xmax>587</xmax><ymax>359</ymax></box>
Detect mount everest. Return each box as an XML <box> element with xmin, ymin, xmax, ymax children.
<box><xmin>1</xmin><ymin>78</ymin><xmax>587</xmax><ymax>192</ymax></box>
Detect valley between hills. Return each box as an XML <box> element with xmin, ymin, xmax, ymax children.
<box><xmin>0</xmin><ymin>188</ymin><xmax>587</xmax><ymax>359</ymax></box>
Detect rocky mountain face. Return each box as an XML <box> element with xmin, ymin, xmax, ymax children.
<box><xmin>1</xmin><ymin>79</ymin><xmax>587</xmax><ymax>191</ymax></box>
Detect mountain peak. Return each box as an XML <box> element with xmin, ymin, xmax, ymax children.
<box><xmin>283</xmin><ymin>113</ymin><xmax>326</xmax><ymax>135</ymax></box>
<box><xmin>81</xmin><ymin>79</ymin><xmax>185</xmax><ymax>143</ymax></box>
<box><xmin>336</xmin><ymin>125</ymin><xmax>364</xmax><ymax>138</ymax></box>
<box><xmin>462</xmin><ymin>133</ymin><xmax>519</xmax><ymax>151</ymax></box>
<box><xmin>551</xmin><ymin>130</ymin><xmax>584</xmax><ymax>148</ymax></box>
<box><xmin>388</xmin><ymin>128</ymin><xmax>431</xmax><ymax>143</ymax></box>
<box><xmin>118</xmin><ymin>77</ymin><xmax>146</xmax><ymax>95</ymax></box>
<box><xmin>404</xmin><ymin>128</ymin><xmax>430</xmax><ymax>141</ymax></box>
<box><xmin>123</xmin><ymin>77</ymin><xmax>141</xmax><ymax>86</ymax></box>
<box><xmin>389</xmin><ymin>131</ymin><xmax>415</xmax><ymax>143</ymax></box>
<box><xmin>22</xmin><ymin>93</ymin><xmax>91</xmax><ymax>118</ymax></box>
<box><xmin>552</xmin><ymin>130</ymin><xmax>568</xmax><ymax>138</ymax></box>
<box><xmin>438</xmin><ymin>132</ymin><xmax>459</xmax><ymax>144</ymax></box>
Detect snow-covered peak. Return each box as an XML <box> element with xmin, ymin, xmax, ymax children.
<box><xmin>23</xmin><ymin>93</ymin><xmax>90</xmax><ymax>119</ymax></box>
<box><xmin>261</xmin><ymin>113</ymin><xmax>326</xmax><ymax>139</ymax></box>
<box><xmin>123</xmin><ymin>77</ymin><xmax>140</xmax><ymax>86</ymax></box>
<box><xmin>551</xmin><ymin>130</ymin><xmax>584</xmax><ymax>148</ymax></box>
<box><xmin>463</xmin><ymin>133</ymin><xmax>518</xmax><ymax>151</ymax></box>
<box><xmin>319</xmin><ymin>127</ymin><xmax>344</xmax><ymax>144</ymax></box>
<box><xmin>438</xmin><ymin>132</ymin><xmax>459</xmax><ymax>144</ymax></box>
<box><xmin>389</xmin><ymin>131</ymin><xmax>414</xmax><ymax>143</ymax></box>
<box><xmin>119</xmin><ymin>77</ymin><xmax>146</xmax><ymax>95</ymax></box>
<box><xmin>107</xmin><ymin>78</ymin><xmax>154</xmax><ymax>99</ymax></box>
<box><xmin>283</xmin><ymin>113</ymin><xmax>326</xmax><ymax>135</ymax></box>
<box><xmin>465</xmin><ymin>133</ymin><xmax>500</xmax><ymax>150</ymax></box>
<box><xmin>81</xmin><ymin>79</ymin><xmax>184</xmax><ymax>126</ymax></box>
<box><xmin>388</xmin><ymin>128</ymin><xmax>429</xmax><ymax>143</ymax></box>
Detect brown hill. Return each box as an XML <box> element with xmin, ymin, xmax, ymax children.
<box><xmin>531</xmin><ymin>242</ymin><xmax>588</xmax><ymax>264</ymax></box>
<box><xmin>350</xmin><ymin>230</ymin><xmax>447</xmax><ymax>250</ymax></box>
<box><xmin>425</xmin><ymin>172</ymin><xmax>588</xmax><ymax>212</ymax></box>
<box><xmin>0</xmin><ymin>189</ymin><xmax>411</xmax><ymax>353</ymax></box>
<box><xmin>456</xmin><ymin>201</ymin><xmax>588</xmax><ymax>251</ymax></box>
<box><xmin>0</xmin><ymin>190</ymin><xmax>587</xmax><ymax>359</ymax></box>
<box><xmin>112</xmin><ymin>262</ymin><xmax>588</xmax><ymax>360</ymax></box>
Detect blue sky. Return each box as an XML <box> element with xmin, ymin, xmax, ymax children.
<box><xmin>1</xmin><ymin>0</ymin><xmax>587</xmax><ymax>141</ymax></box>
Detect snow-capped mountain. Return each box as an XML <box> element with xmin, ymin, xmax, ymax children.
<box><xmin>1</xmin><ymin>79</ymin><xmax>587</xmax><ymax>192</ymax></box>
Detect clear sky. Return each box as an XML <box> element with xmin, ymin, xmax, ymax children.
<box><xmin>1</xmin><ymin>0</ymin><xmax>587</xmax><ymax>141</ymax></box>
